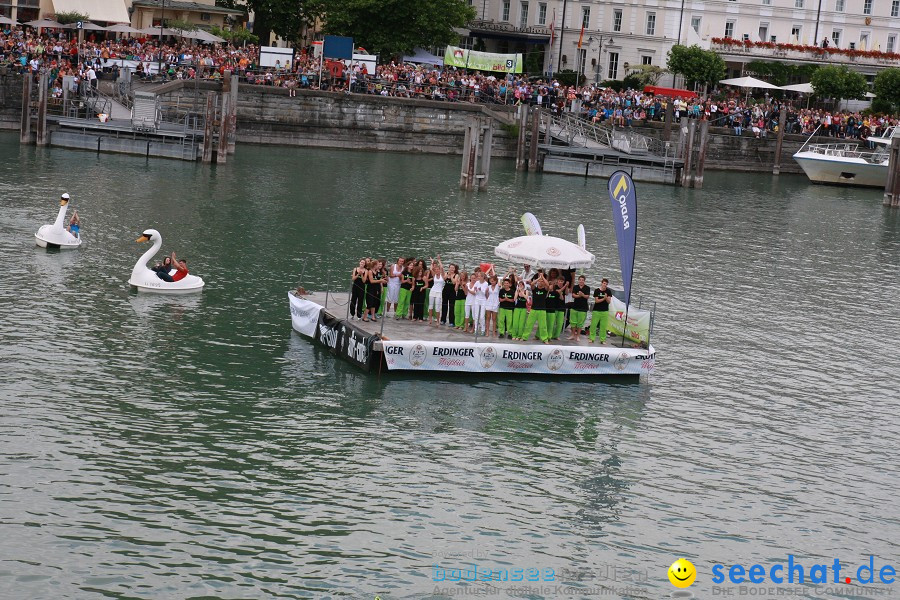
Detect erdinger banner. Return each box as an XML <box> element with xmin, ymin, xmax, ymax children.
<box><xmin>288</xmin><ymin>293</ymin><xmax>322</xmax><ymax>338</ymax></box>
<box><xmin>381</xmin><ymin>341</ymin><xmax>654</xmax><ymax>375</ymax></box>
<box><xmin>607</xmin><ymin>297</ymin><xmax>651</xmax><ymax>344</ymax></box>
<box><xmin>314</xmin><ymin>311</ymin><xmax>378</xmax><ymax>371</ymax></box>
<box><xmin>607</xmin><ymin>171</ymin><xmax>637</xmax><ymax>306</ymax></box>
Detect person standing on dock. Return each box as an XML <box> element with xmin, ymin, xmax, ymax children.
<box><xmin>365</xmin><ymin>260</ymin><xmax>386</xmax><ymax>322</ymax></box>
<box><xmin>545</xmin><ymin>282</ymin><xmax>560</xmax><ymax>341</ymax></box>
<box><xmin>427</xmin><ymin>257</ymin><xmax>447</xmax><ymax>327</ymax></box>
<box><xmin>386</xmin><ymin>257</ymin><xmax>404</xmax><ymax>316</ymax></box>
<box><xmin>411</xmin><ymin>266</ymin><xmax>428</xmax><ymax>322</ymax></box>
<box><xmin>396</xmin><ymin>259</ymin><xmax>414</xmax><ymax>319</ymax></box>
<box><xmin>497</xmin><ymin>278</ymin><xmax>516</xmax><ymax>340</ymax></box>
<box><xmin>569</xmin><ymin>276</ymin><xmax>590</xmax><ymax>342</ymax></box>
<box><xmin>441</xmin><ymin>264</ymin><xmax>460</xmax><ymax>328</ymax></box>
<box><xmin>473</xmin><ymin>270</ymin><xmax>489</xmax><ymax>336</ymax></box>
<box><xmin>523</xmin><ymin>273</ymin><xmax>550</xmax><ymax>344</ymax></box>
<box><xmin>589</xmin><ymin>278</ymin><xmax>612</xmax><ymax>344</ymax></box>
<box><xmin>455</xmin><ymin>272</ymin><xmax>469</xmax><ymax>330</ymax></box>
<box><xmin>485</xmin><ymin>275</ymin><xmax>500</xmax><ymax>337</ymax></box>
<box><xmin>350</xmin><ymin>258</ymin><xmax>367</xmax><ymax>320</ymax></box>
<box><xmin>512</xmin><ymin>280</ymin><xmax>530</xmax><ymax>341</ymax></box>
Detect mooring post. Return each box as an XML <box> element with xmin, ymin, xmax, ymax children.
<box><xmin>694</xmin><ymin>120</ymin><xmax>710</xmax><ymax>189</ymax></box>
<box><xmin>662</xmin><ymin>100</ymin><xmax>674</xmax><ymax>142</ymax></box>
<box><xmin>479</xmin><ymin>118</ymin><xmax>493</xmax><ymax>191</ymax></box>
<box><xmin>773</xmin><ymin>105</ymin><xmax>787</xmax><ymax>175</ymax></box>
<box><xmin>35</xmin><ymin>69</ymin><xmax>48</xmax><ymax>146</ymax></box>
<box><xmin>227</xmin><ymin>72</ymin><xmax>238</xmax><ymax>154</ymax></box>
<box><xmin>515</xmin><ymin>103</ymin><xmax>528</xmax><ymax>171</ymax></box>
<box><xmin>543</xmin><ymin>109</ymin><xmax>551</xmax><ymax>145</ymax></box>
<box><xmin>468</xmin><ymin>118</ymin><xmax>481</xmax><ymax>191</ymax></box>
<box><xmin>887</xmin><ymin>137</ymin><xmax>900</xmax><ymax>207</ymax></box>
<box><xmin>459</xmin><ymin>118</ymin><xmax>474</xmax><ymax>190</ymax></box>
<box><xmin>681</xmin><ymin>119</ymin><xmax>697</xmax><ymax>187</ymax></box>
<box><xmin>216</xmin><ymin>72</ymin><xmax>230</xmax><ymax>164</ymax></box>
<box><xmin>201</xmin><ymin>92</ymin><xmax>215</xmax><ymax>164</ymax></box>
<box><xmin>677</xmin><ymin>116</ymin><xmax>688</xmax><ymax>160</ymax></box>
<box><xmin>19</xmin><ymin>73</ymin><xmax>32</xmax><ymax>144</ymax></box>
<box><xmin>528</xmin><ymin>107</ymin><xmax>540</xmax><ymax>171</ymax></box>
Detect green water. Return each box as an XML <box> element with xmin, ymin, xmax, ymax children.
<box><xmin>2</xmin><ymin>134</ymin><xmax>900</xmax><ymax>599</ymax></box>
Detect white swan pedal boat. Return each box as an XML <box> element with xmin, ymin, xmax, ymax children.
<box><xmin>35</xmin><ymin>193</ymin><xmax>82</xmax><ymax>249</ymax></box>
<box><xmin>128</xmin><ymin>228</ymin><xmax>204</xmax><ymax>294</ymax></box>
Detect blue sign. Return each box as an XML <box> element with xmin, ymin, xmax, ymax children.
<box><xmin>607</xmin><ymin>170</ymin><xmax>637</xmax><ymax>306</ymax></box>
<box><xmin>322</xmin><ymin>35</ymin><xmax>353</xmax><ymax>60</ymax></box>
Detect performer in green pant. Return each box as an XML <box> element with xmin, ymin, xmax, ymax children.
<box><xmin>523</xmin><ymin>275</ymin><xmax>550</xmax><ymax>343</ymax></box>
<box><xmin>454</xmin><ymin>274</ymin><xmax>467</xmax><ymax>328</ymax></box>
<box><xmin>396</xmin><ymin>268</ymin><xmax>413</xmax><ymax>319</ymax></box>
<box><xmin>497</xmin><ymin>279</ymin><xmax>515</xmax><ymax>338</ymax></box>
<box><xmin>545</xmin><ymin>284</ymin><xmax>560</xmax><ymax>341</ymax></box>
<box><xmin>569</xmin><ymin>275</ymin><xmax>590</xmax><ymax>342</ymax></box>
<box><xmin>512</xmin><ymin>281</ymin><xmax>529</xmax><ymax>340</ymax></box>
<box><xmin>589</xmin><ymin>278</ymin><xmax>612</xmax><ymax>343</ymax></box>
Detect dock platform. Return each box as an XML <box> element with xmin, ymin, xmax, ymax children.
<box><xmin>289</xmin><ymin>291</ymin><xmax>656</xmax><ymax>378</ymax></box>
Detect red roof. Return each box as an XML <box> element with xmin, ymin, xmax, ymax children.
<box><xmin>643</xmin><ymin>85</ymin><xmax>697</xmax><ymax>100</ymax></box>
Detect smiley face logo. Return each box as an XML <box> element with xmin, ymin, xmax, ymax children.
<box><xmin>668</xmin><ymin>558</ymin><xmax>696</xmax><ymax>588</ymax></box>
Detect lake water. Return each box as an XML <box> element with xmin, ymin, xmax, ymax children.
<box><xmin>1</xmin><ymin>133</ymin><xmax>899</xmax><ymax>599</ymax></box>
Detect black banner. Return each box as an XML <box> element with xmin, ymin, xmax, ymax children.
<box><xmin>314</xmin><ymin>311</ymin><xmax>378</xmax><ymax>371</ymax></box>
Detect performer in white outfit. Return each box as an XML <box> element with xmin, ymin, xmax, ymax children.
<box><xmin>485</xmin><ymin>275</ymin><xmax>500</xmax><ymax>337</ymax></box>
<box><xmin>386</xmin><ymin>257</ymin><xmax>404</xmax><ymax>314</ymax></box>
<box><xmin>427</xmin><ymin>256</ymin><xmax>446</xmax><ymax>326</ymax></box>
<box><xmin>473</xmin><ymin>271</ymin><xmax>489</xmax><ymax>335</ymax></box>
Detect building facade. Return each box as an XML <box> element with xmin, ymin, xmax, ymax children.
<box><xmin>463</xmin><ymin>0</ymin><xmax>900</xmax><ymax>83</ymax></box>
<box><xmin>0</xmin><ymin>0</ymin><xmax>245</xmax><ymax>30</ymax></box>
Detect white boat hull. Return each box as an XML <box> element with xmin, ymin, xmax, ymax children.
<box><xmin>35</xmin><ymin>225</ymin><xmax>82</xmax><ymax>249</ymax></box>
<box><xmin>793</xmin><ymin>152</ymin><xmax>887</xmax><ymax>188</ymax></box>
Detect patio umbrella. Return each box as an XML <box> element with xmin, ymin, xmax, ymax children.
<box><xmin>0</xmin><ymin>16</ymin><xmax>17</xmax><ymax>25</ymax></box>
<box><xmin>62</xmin><ymin>21</ymin><xmax>107</xmax><ymax>31</ymax></box>
<box><xmin>781</xmin><ymin>82</ymin><xmax>814</xmax><ymax>93</ymax></box>
<box><xmin>719</xmin><ymin>76</ymin><xmax>781</xmax><ymax>90</ymax></box>
<box><xmin>192</xmin><ymin>30</ymin><xmax>225</xmax><ymax>43</ymax></box>
<box><xmin>105</xmin><ymin>24</ymin><xmax>142</xmax><ymax>34</ymax></box>
<box><xmin>494</xmin><ymin>235</ymin><xmax>596</xmax><ymax>270</ymax></box>
<box><xmin>139</xmin><ymin>26</ymin><xmax>181</xmax><ymax>37</ymax></box>
<box><xmin>24</xmin><ymin>19</ymin><xmax>65</xmax><ymax>29</ymax></box>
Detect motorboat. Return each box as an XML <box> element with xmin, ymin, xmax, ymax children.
<box><xmin>128</xmin><ymin>228</ymin><xmax>205</xmax><ymax>294</ymax></box>
<box><xmin>35</xmin><ymin>193</ymin><xmax>82</xmax><ymax>249</ymax></box>
<box><xmin>793</xmin><ymin>125</ymin><xmax>900</xmax><ymax>188</ymax></box>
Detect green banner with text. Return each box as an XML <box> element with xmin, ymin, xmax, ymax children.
<box><xmin>443</xmin><ymin>46</ymin><xmax>523</xmax><ymax>73</ymax></box>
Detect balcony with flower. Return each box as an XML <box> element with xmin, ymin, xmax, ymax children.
<box><xmin>711</xmin><ymin>37</ymin><xmax>900</xmax><ymax>69</ymax></box>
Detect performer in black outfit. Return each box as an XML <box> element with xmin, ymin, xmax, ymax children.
<box><xmin>350</xmin><ymin>258</ymin><xmax>367</xmax><ymax>320</ymax></box>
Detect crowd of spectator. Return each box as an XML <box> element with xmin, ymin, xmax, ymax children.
<box><xmin>3</xmin><ymin>23</ymin><xmax>897</xmax><ymax>143</ymax></box>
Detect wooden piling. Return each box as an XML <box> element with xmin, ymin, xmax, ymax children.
<box><xmin>216</xmin><ymin>71</ymin><xmax>233</xmax><ymax>163</ymax></box>
<box><xmin>662</xmin><ymin>101</ymin><xmax>674</xmax><ymax>142</ymax></box>
<box><xmin>515</xmin><ymin>103</ymin><xmax>527</xmax><ymax>171</ymax></box>
<box><xmin>694</xmin><ymin>120</ymin><xmax>710</xmax><ymax>189</ymax></box>
<box><xmin>35</xmin><ymin>70</ymin><xmax>48</xmax><ymax>146</ymax></box>
<box><xmin>528</xmin><ymin>107</ymin><xmax>540</xmax><ymax>171</ymax></box>
<box><xmin>677</xmin><ymin>116</ymin><xmax>688</xmax><ymax>160</ymax></box>
<box><xmin>773</xmin><ymin>105</ymin><xmax>787</xmax><ymax>175</ymax></box>
<box><xmin>201</xmin><ymin>93</ymin><xmax>215</xmax><ymax>164</ymax></box>
<box><xmin>19</xmin><ymin>73</ymin><xmax>31</xmax><ymax>144</ymax></box>
<box><xmin>681</xmin><ymin>119</ymin><xmax>696</xmax><ymax>187</ymax></box>
<box><xmin>460</xmin><ymin>118</ymin><xmax>478</xmax><ymax>191</ymax></box>
<box><xmin>479</xmin><ymin>118</ymin><xmax>493</xmax><ymax>191</ymax></box>
<box><xmin>885</xmin><ymin>137</ymin><xmax>900</xmax><ymax>207</ymax></box>
<box><xmin>227</xmin><ymin>72</ymin><xmax>238</xmax><ymax>154</ymax></box>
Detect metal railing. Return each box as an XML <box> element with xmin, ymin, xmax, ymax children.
<box><xmin>803</xmin><ymin>142</ymin><xmax>889</xmax><ymax>163</ymax></box>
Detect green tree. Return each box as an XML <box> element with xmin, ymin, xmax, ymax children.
<box><xmin>811</xmin><ymin>65</ymin><xmax>867</xmax><ymax>101</ymax></box>
<box><xmin>239</xmin><ymin>0</ymin><xmax>322</xmax><ymax>45</ymax></box>
<box><xmin>54</xmin><ymin>10</ymin><xmax>89</xmax><ymax>24</ymax></box>
<box><xmin>623</xmin><ymin>64</ymin><xmax>666</xmax><ymax>89</ymax></box>
<box><xmin>168</xmin><ymin>19</ymin><xmax>198</xmax><ymax>32</ymax></box>
<box><xmin>666</xmin><ymin>45</ymin><xmax>726</xmax><ymax>89</ymax></box>
<box><xmin>321</xmin><ymin>0</ymin><xmax>475</xmax><ymax>58</ymax></box>
<box><xmin>874</xmin><ymin>68</ymin><xmax>900</xmax><ymax>112</ymax></box>
<box><xmin>524</xmin><ymin>46</ymin><xmax>544</xmax><ymax>76</ymax></box>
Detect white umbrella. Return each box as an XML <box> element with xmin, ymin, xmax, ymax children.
<box><xmin>0</xmin><ymin>16</ymin><xmax>17</xmax><ymax>25</ymax></box>
<box><xmin>62</xmin><ymin>21</ymin><xmax>107</xmax><ymax>31</ymax></box>
<box><xmin>865</xmin><ymin>91</ymin><xmax>876</xmax><ymax>98</ymax></box>
<box><xmin>106</xmin><ymin>24</ymin><xmax>142</xmax><ymax>34</ymax></box>
<box><xmin>781</xmin><ymin>82</ymin><xmax>814</xmax><ymax>93</ymax></box>
<box><xmin>139</xmin><ymin>26</ymin><xmax>181</xmax><ymax>37</ymax></box>
<box><xmin>494</xmin><ymin>235</ymin><xmax>596</xmax><ymax>270</ymax></box>
<box><xmin>192</xmin><ymin>30</ymin><xmax>225</xmax><ymax>43</ymax></box>
<box><xmin>24</xmin><ymin>19</ymin><xmax>65</xmax><ymax>29</ymax></box>
<box><xmin>719</xmin><ymin>76</ymin><xmax>781</xmax><ymax>90</ymax></box>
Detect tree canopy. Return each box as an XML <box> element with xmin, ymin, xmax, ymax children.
<box><xmin>810</xmin><ymin>65</ymin><xmax>867</xmax><ymax>101</ymax></box>
<box><xmin>874</xmin><ymin>68</ymin><xmax>900</xmax><ymax>112</ymax></box>
<box><xmin>666</xmin><ymin>45</ymin><xmax>726</xmax><ymax>89</ymax></box>
<box><xmin>54</xmin><ymin>11</ymin><xmax>89</xmax><ymax>24</ymax></box>
<box><xmin>320</xmin><ymin>0</ymin><xmax>474</xmax><ymax>57</ymax></box>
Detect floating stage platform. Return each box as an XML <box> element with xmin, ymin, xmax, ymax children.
<box><xmin>289</xmin><ymin>291</ymin><xmax>656</xmax><ymax>378</ymax></box>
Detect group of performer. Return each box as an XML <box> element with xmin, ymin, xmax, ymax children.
<box><xmin>349</xmin><ymin>256</ymin><xmax>614</xmax><ymax>344</ymax></box>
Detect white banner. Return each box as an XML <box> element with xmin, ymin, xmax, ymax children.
<box><xmin>288</xmin><ymin>293</ymin><xmax>322</xmax><ymax>338</ymax></box>
<box><xmin>382</xmin><ymin>341</ymin><xmax>654</xmax><ymax>375</ymax></box>
<box><xmin>607</xmin><ymin>296</ymin><xmax>651</xmax><ymax>344</ymax></box>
